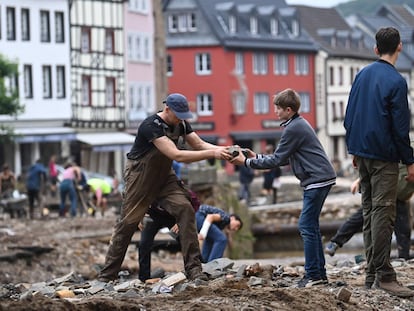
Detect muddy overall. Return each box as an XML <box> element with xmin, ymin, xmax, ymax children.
<box><xmin>98</xmin><ymin>148</ymin><xmax>204</xmax><ymax>281</ymax></box>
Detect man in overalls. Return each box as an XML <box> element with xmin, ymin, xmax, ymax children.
<box><xmin>98</xmin><ymin>93</ymin><xmax>232</xmax><ymax>282</ymax></box>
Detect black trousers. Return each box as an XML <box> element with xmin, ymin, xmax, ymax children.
<box><xmin>138</xmin><ymin>216</ymin><xmax>176</xmax><ymax>282</ymax></box>
<box><xmin>331</xmin><ymin>200</ymin><xmax>411</xmax><ymax>259</ymax></box>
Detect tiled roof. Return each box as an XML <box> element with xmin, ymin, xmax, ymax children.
<box><xmin>193</xmin><ymin>0</ymin><xmax>318</xmax><ymax>52</ymax></box>
<box><xmin>353</xmin><ymin>4</ymin><xmax>414</xmax><ymax>70</ymax></box>
<box><xmin>376</xmin><ymin>4</ymin><xmax>414</xmax><ymax>26</ymax></box>
<box><xmin>294</xmin><ymin>5</ymin><xmax>374</xmax><ymax>59</ymax></box>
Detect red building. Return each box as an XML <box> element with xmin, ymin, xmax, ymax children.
<box><xmin>164</xmin><ymin>0</ymin><xmax>318</xmax><ymax>172</ymax></box>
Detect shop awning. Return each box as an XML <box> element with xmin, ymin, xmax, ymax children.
<box><xmin>76</xmin><ymin>132</ymin><xmax>135</xmax><ymax>152</ymax></box>
<box><xmin>13</xmin><ymin>127</ymin><xmax>77</xmax><ymax>143</ymax></box>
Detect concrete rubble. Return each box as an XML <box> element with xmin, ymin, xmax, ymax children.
<box><xmin>1</xmin><ymin>257</ymin><xmax>414</xmax><ymax>310</ymax></box>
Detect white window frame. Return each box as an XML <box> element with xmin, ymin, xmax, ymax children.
<box><xmin>168</xmin><ymin>15</ymin><xmax>178</xmax><ymax>33</ymax></box>
<box><xmin>56</xmin><ymin>65</ymin><xmax>65</xmax><ymax>98</ymax></box>
<box><xmin>127</xmin><ymin>33</ymin><xmax>152</xmax><ymax>62</ymax></box>
<box><xmin>105</xmin><ymin>29</ymin><xmax>114</xmax><ymax>54</ymax></box>
<box><xmin>129</xmin><ymin>85</ymin><xmax>135</xmax><ymax>109</ymax></box>
<box><xmin>188</xmin><ymin>13</ymin><xmax>197</xmax><ymax>32</ymax></box>
<box><xmin>42</xmin><ymin>65</ymin><xmax>52</xmax><ymax>98</ymax></box>
<box><xmin>128</xmin><ymin>0</ymin><xmax>149</xmax><ymax>14</ymax></box>
<box><xmin>350</xmin><ymin>67</ymin><xmax>355</xmax><ymax>85</ymax></box>
<box><xmin>229</xmin><ymin>15</ymin><xmax>236</xmax><ymax>34</ymax></box>
<box><xmin>128</xmin><ymin>82</ymin><xmax>153</xmax><ymax>120</ymax></box>
<box><xmin>197</xmin><ymin>93</ymin><xmax>213</xmax><ymax>116</ymax></box>
<box><xmin>105</xmin><ymin>77</ymin><xmax>116</xmax><ymax>107</ymax></box>
<box><xmin>270</xmin><ymin>18</ymin><xmax>278</xmax><ymax>36</ymax></box>
<box><xmin>233</xmin><ymin>92</ymin><xmax>246</xmax><ymax>115</ymax></box>
<box><xmin>292</xmin><ymin>19</ymin><xmax>299</xmax><ymax>37</ymax></box>
<box><xmin>40</xmin><ymin>10</ymin><xmax>50</xmax><ymax>42</ymax></box>
<box><xmin>329</xmin><ymin>66</ymin><xmax>334</xmax><ymax>86</ymax></box>
<box><xmin>55</xmin><ymin>11</ymin><xmax>64</xmax><ymax>43</ymax></box>
<box><xmin>6</xmin><ymin>7</ymin><xmax>16</xmax><ymax>40</ymax></box>
<box><xmin>81</xmin><ymin>75</ymin><xmax>91</xmax><ymax>106</ymax></box>
<box><xmin>167</xmin><ymin>54</ymin><xmax>173</xmax><ymax>76</ymax></box>
<box><xmin>250</xmin><ymin>16</ymin><xmax>258</xmax><ymax>35</ymax></box>
<box><xmin>252</xmin><ymin>53</ymin><xmax>268</xmax><ymax>75</ymax></box>
<box><xmin>81</xmin><ymin>27</ymin><xmax>90</xmax><ymax>52</ymax></box>
<box><xmin>254</xmin><ymin>93</ymin><xmax>269</xmax><ymax>114</ymax></box>
<box><xmin>127</xmin><ymin>34</ymin><xmax>133</xmax><ymax>60</ymax></box>
<box><xmin>273</xmin><ymin>53</ymin><xmax>288</xmax><ymax>75</ymax></box>
<box><xmin>137</xmin><ymin>86</ymin><xmax>143</xmax><ymax>109</ymax></box>
<box><xmin>23</xmin><ymin>64</ymin><xmax>33</xmax><ymax>98</ymax></box>
<box><xmin>235</xmin><ymin>52</ymin><xmax>244</xmax><ymax>75</ymax></box>
<box><xmin>338</xmin><ymin>66</ymin><xmax>343</xmax><ymax>86</ymax></box>
<box><xmin>143</xmin><ymin>37</ymin><xmax>150</xmax><ymax>60</ymax></box>
<box><xmin>135</xmin><ymin>36</ymin><xmax>141</xmax><ymax>60</ymax></box>
<box><xmin>178</xmin><ymin>14</ymin><xmax>188</xmax><ymax>32</ymax></box>
<box><xmin>21</xmin><ymin>8</ymin><xmax>30</xmax><ymax>41</ymax></box>
<box><xmin>294</xmin><ymin>54</ymin><xmax>309</xmax><ymax>76</ymax></box>
<box><xmin>298</xmin><ymin>92</ymin><xmax>310</xmax><ymax>113</ymax></box>
<box><xmin>195</xmin><ymin>53</ymin><xmax>211</xmax><ymax>75</ymax></box>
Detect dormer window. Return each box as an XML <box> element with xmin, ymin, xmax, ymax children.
<box><xmin>250</xmin><ymin>16</ymin><xmax>258</xmax><ymax>35</ymax></box>
<box><xmin>168</xmin><ymin>13</ymin><xmax>197</xmax><ymax>33</ymax></box>
<box><xmin>331</xmin><ymin>36</ymin><xmax>336</xmax><ymax>47</ymax></box>
<box><xmin>270</xmin><ymin>18</ymin><xmax>278</xmax><ymax>36</ymax></box>
<box><xmin>168</xmin><ymin>15</ymin><xmax>178</xmax><ymax>33</ymax></box>
<box><xmin>345</xmin><ymin>38</ymin><xmax>350</xmax><ymax>49</ymax></box>
<box><xmin>229</xmin><ymin>15</ymin><xmax>236</xmax><ymax>34</ymax></box>
<box><xmin>178</xmin><ymin>15</ymin><xmax>188</xmax><ymax>32</ymax></box>
<box><xmin>292</xmin><ymin>19</ymin><xmax>299</xmax><ymax>37</ymax></box>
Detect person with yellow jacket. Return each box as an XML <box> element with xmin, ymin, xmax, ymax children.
<box><xmin>86</xmin><ymin>178</ymin><xmax>112</xmax><ymax>216</ymax></box>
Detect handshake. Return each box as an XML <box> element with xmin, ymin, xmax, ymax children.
<box><xmin>229</xmin><ymin>145</ymin><xmax>249</xmax><ymax>158</ymax></box>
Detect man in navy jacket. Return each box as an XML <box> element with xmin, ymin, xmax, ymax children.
<box><xmin>344</xmin><ymin>27</ymin><xmax>414</xmax><ymax>297</ymax></box>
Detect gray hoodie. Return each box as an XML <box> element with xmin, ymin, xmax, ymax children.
<box><xmin>246</xmin><ymin>114</ymin><xmax>336</xmax><ymax>189</ymax></box>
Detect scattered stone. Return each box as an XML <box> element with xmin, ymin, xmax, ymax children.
<box><xmin>50</xmin><ymin>271</ymin><xmax>81</xmax><ymax>285</ymax></box>
<box><xmin>336</xmin><ymin>287</ymin><xmax>352</xmax><ymax>302</ymax></box>
<box><xmin>19</xmin><ymin>290</ymin><xmax>33</xmax><ymax>301</ymax></box>
<box><xmin>247</xmin><ymin>276</ymin><xmax>265</xmax><ymax>286</ymax></box>
<box><xmin>55</xmin><ymin>289</ymin><xmax>75</xmax><ymax>299</ymax></box>
<box><xmin>162</xmin><ymin>272</ymin><xmax>187</xmax><ymax>287</ymax></box>
<box><xmin>236</xmin><ymin>264</ymin><xmax>247</xmax><ymax>278</ymax></box>
<box><xmin>145</xmin><ymin>278</ymin><xmax>161</xmax><ymax>284</ymax></box>
<box><xmin>151</xmin><ymin>282</ymin><xmax>172</xmax><ymax>294</ymax></box>
<box><xmin>120</xmin><ymin>288</ymin><xmax>141</xmax><ymax>298</ymax></box>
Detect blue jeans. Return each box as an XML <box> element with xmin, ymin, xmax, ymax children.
<box><xmin>298</xmin><ymin>185</ymin><xmax>332</xmax><ymax>280</ymax></box>
<box><xmin>196</xmin><ymin>212</ymin><xmax>227</xmax><ymax>262</ymax></box>
<box><xmin>239</xmin><ymin>183</ymin><xmax>251</xmax><ymax>203</ymax></box>
<box><xmin>59</xmin><ymin>179</ymin><xmax>77</xmax><ymax>217</ymax></box>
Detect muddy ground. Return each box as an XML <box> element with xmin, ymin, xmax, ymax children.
<box><xmin>1</xmin><ymin>204</ymin><xmax>414</xmax><ymax>310</ymax></box>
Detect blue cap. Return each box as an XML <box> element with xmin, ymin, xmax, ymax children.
<box><xmin>164</xmin><ymin>93</ymin><xmax>193</xmax><ymax>120</ymax></box>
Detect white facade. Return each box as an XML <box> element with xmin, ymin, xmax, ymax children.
<box><xmin>0</xmin><ymin>0</ymin><xmax>71</xmax><ymax>122</ymax></box>
<box><xmin>315</xmin><ymin>52</ymin><xmax>372</xmax><ymax>175</ymax></box>
<box><xmin>0</xmin><ymin>0</ymin><xmax>72</xmax><ymax>174</ymax></box>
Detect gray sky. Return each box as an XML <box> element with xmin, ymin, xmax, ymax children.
<box><xmin>285</xmin><ymin>0</ymin><xmax>350</xmax><ymax>8</ymax></box>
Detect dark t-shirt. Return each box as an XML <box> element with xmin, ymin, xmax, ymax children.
<box><xmin>127</xmin><ymin>114</ymin><xmax>194</xmax><ymax>160</ymax></box>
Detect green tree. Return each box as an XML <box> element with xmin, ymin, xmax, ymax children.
<box><xmin>0</xmin><ymin>54</ymin><xmax>24</xmax><ymax>142</ymax></box>
<box><xmin>0</xmin><ymin>54</ymin><xmax>23</xmax><ymax>115</ymax></box>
